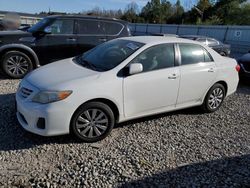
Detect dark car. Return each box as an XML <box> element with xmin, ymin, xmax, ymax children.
<box><xmin>180</xmin><ymin>35</ymin><xmax>231</xmax><ymax>57</ymax></box>
<box><xmin>237</xmin><ymin>52</ymin><xmax>250</xmax><ymax>82</ymax></box>
<box><xmin>0</xmin><ymin>21</ymin><xmax>6</xmax><ymax>31</ymax></box>
<box><xmin>0</xmin><ymin>15</ymin><xmax>131</xmax><ymax>78</ymax></box>
<box><xmin>18</xmin><ymin>24</ymin><xmax>31</xmax><ymax>31</ymax></box>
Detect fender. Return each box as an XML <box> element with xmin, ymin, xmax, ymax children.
<box><xmin>0</xmin><ymin>44</ymin><xmax>40</xmax><ymax>68</ymax></box>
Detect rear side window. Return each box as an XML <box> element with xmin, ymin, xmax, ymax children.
<box><xmin>104</xmin><ymin>21</ymin><xmax>123</xmax><ymax>35</ymax></box>
<box><xmin>179</xmin><ymin>44</ymin><xmax>213</xmax><ymax>65</ymax></box>
<box><xmin>77</xmin><ymin>20</ymin><xmax>105</xmax><ymax>35</ymax></box>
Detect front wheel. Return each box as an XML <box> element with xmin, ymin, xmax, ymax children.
<box><xmin>71</xmin><ymin>102</ymin><xmax>115</xmax><ymax>142</ymax></box>
<box><xmin>1</xmin><ymin>51</ymin><xmax>33</xmax><ymax>79</ymax></box>
<box><xmin>202</xmin><ymin>83</ymin><xmax>226</xmax><ymax>113</ymax></box>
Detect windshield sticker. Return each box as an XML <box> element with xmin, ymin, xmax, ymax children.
<box><xmin>127</xmin><ymin>43</ymin><xmax>140</xmax><ymax>50</ymax></box>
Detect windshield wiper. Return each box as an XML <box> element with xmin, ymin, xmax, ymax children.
<box><xmin>75</xmin><ymin>56</ymin><xmax>107</xmax><ymax>71</ymax></box>
<box><xmin>82</xmin><ymin>59</ymin><xmax>99</xmax><ymax>71</ymax></box>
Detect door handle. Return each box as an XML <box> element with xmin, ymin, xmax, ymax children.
<box><xmin>168</xmin><ymin>74</ymin><xmax>178</xmax><ymax>79</ymax></box>
<box><xmin>66</xmin><ymin>38</ymin><xmax>76</xmax><ymax>42</ymax></box>
<box><xmin>208</xmin><ymin>68</ymin><xmax>215</xmax><ymax>72</ymax></box>
<box><xmin>99</xmin><ymin>38</ymin><xmax>107</xmax><ymax>42</ymax></box>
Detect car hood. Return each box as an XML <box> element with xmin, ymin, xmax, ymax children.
<box><xmin>25</xmin><ymin>58</ymin><xmax>100</xmax><ymax>89</ymax></box>
<box><xmin>0</xmin><ymin>30</ymin><xmax>31</xmax><ymax>36</ymax></box>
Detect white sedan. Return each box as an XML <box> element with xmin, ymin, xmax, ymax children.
<box><xmin>16</xmin><ymin>36</ymin><xmax>239</xmax><ymax>142</ymax></box>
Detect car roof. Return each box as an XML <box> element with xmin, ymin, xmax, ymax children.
<box><xmin>46</xmin><ymin>15</ymin><xmax>127</xmax><ymax>23</ymax></box>
<box><xmin>119</xmin><ymin>36</ymin><xmax>204</xmax><ymax>46</ymax></box>
<box><xmin>181</xmin><ymin>35</ymin><xmax>219</xmax><ymax>41</ymax></box>
<box><xmin>181</xmin><ymin>35</ymin><xmax>207</xmax><ymax>39</ymax></box>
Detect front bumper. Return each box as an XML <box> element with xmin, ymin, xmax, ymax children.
<box><xmin>16</xmin><ymin>80</ymin><xmax>73</xmax><ymax>136</ymax></box>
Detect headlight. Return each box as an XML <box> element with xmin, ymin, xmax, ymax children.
<box><xmin>32</xmin><ymin>90</ymin><xmax>72</xmax><ymax>104</ymax></box>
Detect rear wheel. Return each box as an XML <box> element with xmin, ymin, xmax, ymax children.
<box><xmin>202</xmin><ymin>83</ymin><xmax>226</xmax><ymax>113</ymax></box>
<box><xmin>1</xmin><ymin>51</ymin><xmax>33</xmax><ymax>79</ymax></box>
<box><xmin>71</xmin><ymin>102</ymin><xmax>115</xmax><ymax>142</ymax></box>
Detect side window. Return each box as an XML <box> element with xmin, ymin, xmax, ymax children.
<box><xmin>77</xmin><ymin>20</ymin><xmax>105</xmax><ymax>35</ymax></box>
<box><xmin>130</xmin><ymin>44</ymin><xmax>175</xmax><ymax>73</ymax></box>
<box><xmin>104</xmin><ymin>21</ymin><xmax>123</xmax><ymax>35</ymax></box>
<box><xmin>49</xmin><ymin>19</ymin><xmax>74</xmax><ymax>34</ymax></box>
<box><xmin>179</xmin><ymin>44</ymin><xmax>212</xmax><ymax>65</ymax></box>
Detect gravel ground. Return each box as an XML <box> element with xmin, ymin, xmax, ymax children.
<box><xmin>0</xmin><ymin>77</ymin><xmax>249</xmax><ymax>188</ymax></box>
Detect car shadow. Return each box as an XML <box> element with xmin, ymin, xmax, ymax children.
<box><xmin>119</xmin><ymin>154</ymin><xmax>250</xmax><ymax>187</ymax></box>
<box><xmin>237</xmin><ymin>81</ymin><xmax>250</xmax><ymax>95</ymax></box>
<box><xmin>117</xmin><ymin>106</ymin><xmax>203</xmax><ymax>129</ymax></box>
<box><xmin>0</xmin><ymin>73</ymin><xmax>9</xmax><ymax>80</ymax></box>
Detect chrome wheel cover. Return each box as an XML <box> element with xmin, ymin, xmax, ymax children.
<box><xmin>76</xmin><ymin>109</ymin><xmax>109</xmax><ymax>138</ymax></box>
<box><xmin>6</xmin><ymin>55</ymin><xmax>29</xmax><ymax>76</ymax></box>
<box><xmin>208</xmin><ymin>88</ymin><xmax>224</xmax><ymax>109</ymax></box>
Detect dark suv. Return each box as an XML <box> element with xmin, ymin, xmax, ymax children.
<box><xmin>0</xmin><ymin>15</ymin><xmax>131</xmax><ymax>78</ymax></box>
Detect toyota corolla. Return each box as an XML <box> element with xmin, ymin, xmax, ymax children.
<box><xmin>16</xmin><ymin>36</ymin><xmax>239</xmax><ymax>142</ymax></box>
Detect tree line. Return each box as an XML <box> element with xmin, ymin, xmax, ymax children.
<box><xmin>40</xmin><ymin>0</ymin><xmax>250</xmax><ymax>25</ymax></box>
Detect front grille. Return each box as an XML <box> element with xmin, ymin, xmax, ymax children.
<box><xmin>20</xmin><ymin>87</ymin><xmax>33</xmax><ymax>98</ymax></box>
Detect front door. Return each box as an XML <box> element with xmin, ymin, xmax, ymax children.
<box><xmin>41</xmin><ymin>18</ymin><xmax>78</xmax><ymax>63</ymax></box>
<box><xmin>123</xmin><ymin>44</ymin><xmax>180</xmax><ymax>117</ymax></box>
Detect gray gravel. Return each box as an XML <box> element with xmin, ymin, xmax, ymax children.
<box><xmin>0</xmin><ymin>77</ymin><xmax>249</xmax><ymax>188</ymax></box>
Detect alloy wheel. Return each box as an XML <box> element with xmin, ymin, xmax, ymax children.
<box><xmin>76</xmin><ymin>109</ymin><xmax>109</xmax><ymax>138</ymax></box>
<box><xmin>208</xmin><ymin>88</ymin><xmax>224</xmax><ymax>109</ymax></box>
<box><xmin>6</xmin><ymin>55</ymin><xmax>29</xmax><ymax>76</ymax></box>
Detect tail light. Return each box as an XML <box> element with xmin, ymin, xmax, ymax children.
<box><xmin>235</xmin><ymin>64</ymin><xmax>241</xmax><ymax>72</ymax></box>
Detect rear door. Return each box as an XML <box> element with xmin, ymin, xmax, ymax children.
<box><xmin>76</xmin><ymin>19</ymin><xmax>107</xmax><ymax>54</ymax></box>
<box><xmin>176</xmin><ymin>43</ymin><xmax>217</xmax><ymax>106</ymax></box>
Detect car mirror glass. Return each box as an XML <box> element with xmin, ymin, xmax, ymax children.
<box><xmin>129</xmin><ymin>63</ymin><xmax>143</xmax><ymax>75</ymax></box>
<box><xmin>44</xmin><ymin>26</ymin><xmax>52</xmax><ymax>34</ymax></box>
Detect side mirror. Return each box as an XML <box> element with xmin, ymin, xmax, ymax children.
<box><xmin>129</xmin><ymin>63</ymin><xmax>143</xmax><ymax>75</ymax></box>
<box><xmin>44</xmin><ymin>26</ymin><xmax>52</xmax><ymax>34</ymax></box>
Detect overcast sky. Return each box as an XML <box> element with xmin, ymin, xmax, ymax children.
<box><xmin>0</xmin><ymin>0</ymin><xmax>198</xmax><ymax>14</ymax></box>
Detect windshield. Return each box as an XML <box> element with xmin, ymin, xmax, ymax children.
<box><xmin>27</xmin><ymin>18</ymin><xmax>53</xmax><ymax>33</ymax></box>
<box><xmin>76</xmin><ymin>39</ymin><xmax>144</xmax><ymax>71</ymax></box>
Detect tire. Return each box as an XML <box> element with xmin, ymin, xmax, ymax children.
<box><xmin>71</xmin><ymin>102</ymin><xmax>115</xmax><ymax>142</ymax></box>
<box><xmin>202</xmin><ymin>83</ymin><xmax>226</xmax><ymax>113</ymax></box>
<box><xmin>1</xmin><ymin>51</ymin><xmax>33</xmax><ymax>79</ymax></box>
